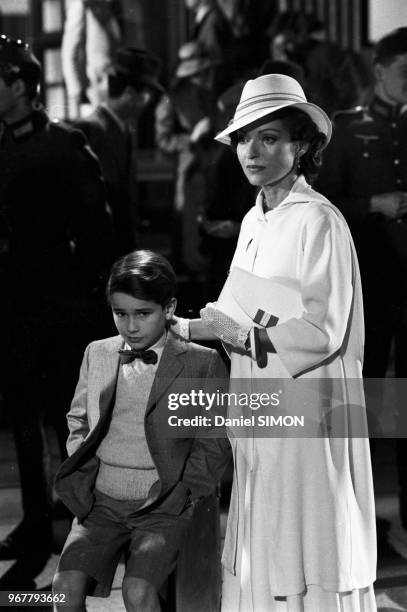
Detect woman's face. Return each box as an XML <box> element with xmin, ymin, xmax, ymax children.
<box><xmin>236</xmin><ymin>118</ymin><xmax>297</xmax><ymax>188</ymax></box>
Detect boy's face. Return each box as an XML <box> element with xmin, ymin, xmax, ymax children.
<box><xmin>110</xmin><ymin>292</ymin><xmax>176</xmax><ymax>350</ymax></box>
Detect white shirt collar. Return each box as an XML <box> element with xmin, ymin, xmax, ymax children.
<box><xmin>122</xmin><ymin>331</ymin><xmax>167</xmax><ymax>375</ymax></box>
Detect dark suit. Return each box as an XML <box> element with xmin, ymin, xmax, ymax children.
<box><xmin>76</xmin><ymin>104</ymin><xmax>135</xmax><ymax>256</ymax></box>
<box><xmin>55</xmin><ymin>333</ymin><xmax>231</xmax><ymax>521</ymax></box>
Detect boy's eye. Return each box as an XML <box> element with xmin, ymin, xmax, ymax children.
<box><xmin>114</xmin><ymin>311</ymin><xmax>125</xmax><ymax>318</ymax></box>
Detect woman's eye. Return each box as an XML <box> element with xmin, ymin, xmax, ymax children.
<box><xmin>114</xmin><ymin>312</ymin><xmax>125</xmax><ymax>318</ymax></box>
<box><xmin>263</xmin><ymin>135</ymin><xmax>276</xmax><ymax>144</ymax></box>
<box><xmin>237</xmin><ymin>132</ymin><xmax>248</xmax><ymax>144</ymax></box>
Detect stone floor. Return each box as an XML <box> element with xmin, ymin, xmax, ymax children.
<box><xmin>0</xmin><ymin>431</ymin><xmax>407</xmax><ymax>611</ymax></box>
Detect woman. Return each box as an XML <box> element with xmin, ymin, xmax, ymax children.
<box><xmin>176</xmin><ymin>74</ymin><xmax>377</xmax><ymax>611</ymax></box>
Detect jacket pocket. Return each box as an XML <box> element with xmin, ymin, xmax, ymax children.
<box><xmin>158</xmin><ymin>481</ymin><xmax>191</xmax><ymax>515</ymax></box>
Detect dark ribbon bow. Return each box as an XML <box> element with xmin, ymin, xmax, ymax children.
<box><xmin>118</xmin><ymin>348</ymin><xmax>158</xmax><ymax>365</ymax></box>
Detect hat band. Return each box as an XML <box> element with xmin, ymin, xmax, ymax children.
<box><xmin>233</xmin><ymin>92</ymin><xmax>306</xmax><ymax>123</ymax></box>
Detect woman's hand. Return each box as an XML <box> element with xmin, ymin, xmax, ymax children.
<box><xmin>200</xmin><ymin>304</ymin><xmax>251</xmax><ymax>350</ymax></box>
<box><xmin>169</xmin><ymin>315</ymin><xmax>190</xmax><ymax>340</ymax></box>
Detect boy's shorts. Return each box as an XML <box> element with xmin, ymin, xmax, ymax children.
<box><xmin>56</xmin><ymin>488</ymin><xmax>194</xmax><ymax>597</ymax></box>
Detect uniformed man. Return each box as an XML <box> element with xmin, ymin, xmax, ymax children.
<box><xmin>316</xmin><ymin>27</ymin><xmax>407</xmax><ymax>524</ymax></box>
<box><xmin>0</xmin><ymin>34</ymin><xmax>112</xmax><ymax>587</ymax></box>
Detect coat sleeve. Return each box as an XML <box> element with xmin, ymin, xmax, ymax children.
<box><xmin>66</xmin><ymin>344</ymin><xmax>91</xmax><ymax>456</ymax></box>
<box><xmin>181</xmin><ymin>350</ymin><xmax>231</xmax><ymax>499</ymax></box>
<box><xmin>266</xmin><ymin>208</ymin><xmax>354</xmax><ymax>377</ymax></box>
<box><xmin>64</xmin><ymin>126</ymin><xmax>113</xmax><ymax>286</ymax></box>
<box><xmin>61</xmin><ymin>0</ymin><xmax>87</xmax><ymax>103</ymax></box>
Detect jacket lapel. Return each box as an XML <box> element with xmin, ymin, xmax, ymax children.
<box><xmin>98</xmin><ymin>339</ymin><xmax>122</xmax><ymax>420</ymax></box>
<box><xmin>146</xmin><ymin>334</ymin><xmax>187</xmax><ymax>416</ymax></box>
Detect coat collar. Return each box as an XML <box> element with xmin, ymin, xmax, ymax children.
<box><xmin>369</xmin><ymin>95</ymin><xmax>402</xmax><ymax>121</ymax></box>
<box><xmin>254</xmin><ymin>174</ymin><xmax>325</xmax><ymax>221</ymax></box>
<box><xmin>5</xmin><ymin>108</ymin><xmax>48</xmax><ymax>141</ymax></box>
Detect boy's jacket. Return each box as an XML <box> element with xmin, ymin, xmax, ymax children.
<box><xmin>55</xmin><ymin>333</ymin><xmax>231</xmax><ymax>522</ymax></box>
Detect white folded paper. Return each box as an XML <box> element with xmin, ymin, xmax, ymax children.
<box><xmin>217</xmin><ymin>266</ymin><xmax>303</xmax><ymax>328</ymax></box>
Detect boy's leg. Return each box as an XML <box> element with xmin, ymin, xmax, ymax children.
<box><xmin>122</xmin><ymin>577</ymin><xmax>160</xmax><ymax>612</ymax></box>
<box><xmin>52</xmin><ymin>570</ymin><xmax>91</xmax><ymax>612</ymax></box>
<box><xmin>124</xmin><ymin>502</ymin><xmax>194</xmax><ymax>610</ymax></box>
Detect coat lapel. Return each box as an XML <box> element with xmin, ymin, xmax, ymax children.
<box><xmin>98</xmin><ymin>338</ymin><xmax>122</xmax><ymax>419</ymax></box>
<box><xmin>146</xmin><ymin>334</ymin><xmax>187</xmax><ymax>416</ymax></box>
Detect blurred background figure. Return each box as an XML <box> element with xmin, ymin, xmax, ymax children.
<box><xmin>218</xmin><ymin>0</ymin><xmax>278</xmax><ymax>80</ymax></box>
<box><xmin>266</xmin><ymin>10</ymin><xmax>372</xmax><ymax>116</ymax></box>
<box><xmin>155</xmin><ymin>40</ymin><xmax>219</xmax><ymax>278</ymax></box>
<box><xmin>184</xmin><ymin>0</ymin><xmax>236</xmax><ymax>96</ymax></box>
<box><xmin>316</xmin><ymin>27</ymin><xmax>407</xmax><ymax>527</ymax></box>
<box><xmin>0</xmin><ymin>34</ymin><xmax>112</xmax><ymax>588</ymax></box>
<box><xmin>75</xmin><ymin>47</ymin><xmax>164</xmax><ymax>258</ymax></box>
<box><xmin>61</xmin><ymin>0</ymin><xmax>123</xmax><ymax>118</ymax></box>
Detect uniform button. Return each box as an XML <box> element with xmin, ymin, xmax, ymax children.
<box><xmin>394</xmin><ymin>159</ymin><xmax>400</xmax><ymax>165</ymax></box>
<box><xmin>392</xmin><ymin>122</ymin><xmax>397</xmax><ymax>128</ymax></box>
<box><xmin>397</xmin><ymin>179</ymin><xmax>402</xmax><ymax>184</ymax></box>
<box><xmin>394</xmin><ymin>141</ymin><xmax>399</xmax><ymax>146</ymax></box>
<box><xmin>363</xmin><ymin>152</ymin><xmax>369</xmax><ymax>158</ymax></box>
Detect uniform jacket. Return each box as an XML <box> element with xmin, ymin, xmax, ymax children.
<box><xmin>55</xmin><ymin>333</ymin><xmax>231</xmax><ymax>522</ymax></box>
<box><xmin>316</xmin><ymin>96</ymin><xmax>407</xmax><ymax>290</ymax></box>
<box><xmin>0</xmin><ymin>108</ymin><xmax>112</xmax><ymax>292</ymax></box>
<box><xmin>76</xmin><ymin>105</ymin><xmax>135</xmax><ymax>255</ymax></box>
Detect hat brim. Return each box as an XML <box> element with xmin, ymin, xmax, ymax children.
<box><xmin>176</xmin><ymin>58</ymin><xmax>214</xmax><ymax>79</ymax></box>
<box><xmin>116</xmin><ymin>70</ymin><xmax>165</xmax><ymax>93</ymax></box>
<box><xmin>215</xmin><ymin>101</ymin><xmax>332</xmax><ymax>148</ymax></box>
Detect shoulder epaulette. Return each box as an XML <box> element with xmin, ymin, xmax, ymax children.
<box><xmin>332</xmin><ymin>105</ymin><xmax>366</xmax><ymax>122</ymax></box>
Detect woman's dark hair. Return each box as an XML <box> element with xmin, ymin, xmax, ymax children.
<box><xmin>106</xmin><ymin>249</ymin><xmax>176</xmax><ymax>306</ymax></box>
<box><xmin>230</xmin><ymin>106</ymin><xmax>327</xmax><ymax>183</ymax></box>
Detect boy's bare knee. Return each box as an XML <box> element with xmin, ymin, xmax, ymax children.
<box><xmin>122</xmin><ymin>577</ymin><xmax>160</xmax><ymax>612</ymax></box>
<box><xmin>52</xmin><ymin>570</ymin><xmax>88</xmax><ymax>610</ymax></box>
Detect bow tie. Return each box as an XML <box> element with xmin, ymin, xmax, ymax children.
<box><xmin>118</xmin><ymin>348</ymin><xmax>158</xmax><ymax>365</ymax></box>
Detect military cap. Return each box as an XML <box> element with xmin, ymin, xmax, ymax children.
<box><xmin>373</xmin><ymin>27</ymin><xmax>407</xmax><ymax>65</ymax></box>
<box><xmin>0</xmin><ymin>34</ymin><xmax>41</xmax><ymax>90</ymax></box>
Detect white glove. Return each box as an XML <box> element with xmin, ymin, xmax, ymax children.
<box><xmin>170</xmin><ymin>316</ymin><xmax>190</xmax><ymax>340</ymax></box>
<box><xmin>200</xmin><ymin>304</ymin><xmax>250</xmax><ymax>350</ymax></box>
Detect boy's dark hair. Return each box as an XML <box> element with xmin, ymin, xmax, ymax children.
<box><xmin>230</xmin><ymin>106</ymin><xmax>326</xmax><ymax>183</ymax></box>
<box><xmin>373</xmin><ymin>27</ymin><xmax>407</xmax><ymax>66</ymax></box>
<box><xmin>106</xmin><ymin>250</ymin><xmax>176</xmax><ymax>306</ymax></box>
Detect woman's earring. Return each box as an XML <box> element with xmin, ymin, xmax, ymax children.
<box><xmin>295</xmin><ymin>148</ymin><xmax>301</xmax><ymax>172</ymax></box>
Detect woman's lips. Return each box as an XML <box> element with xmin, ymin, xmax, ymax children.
<box><xmin>246</xmin><ymin>165</ymin><xmax>265</xmax><ymax>172</ymax></box>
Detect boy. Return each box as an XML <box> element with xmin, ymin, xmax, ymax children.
<box><xmin>53</xmin><ymin>250</ymin><xmax>230</xmax><ymax>611</ymax></box>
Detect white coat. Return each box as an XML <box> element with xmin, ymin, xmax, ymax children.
<box><xmin>221</xmin><ymin>176</ymin><xmax>377</xmax><ymax>611</ymax></box>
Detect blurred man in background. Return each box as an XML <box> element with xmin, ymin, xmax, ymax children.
<box><xmin>0</xmin><ymin>34</ymin><xmax>112</xmax><ymax>588</ymax></box>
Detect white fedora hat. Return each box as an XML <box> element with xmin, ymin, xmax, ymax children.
<box><xmin>215</xmin><ymin>74</ymin><xmax>332</xmax><ymax>147</ymax></box>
